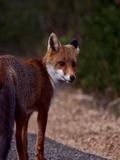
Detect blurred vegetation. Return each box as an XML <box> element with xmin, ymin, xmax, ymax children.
<box><xmin>0</xmin><ymin>0</ymin><xmax>120</xmax><ymax>95</ymax></box>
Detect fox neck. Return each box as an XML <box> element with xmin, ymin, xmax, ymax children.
<box><xmin>46</xmin><ymin>64</ymin><xmax>61</xmax><ymax>89</ymax></box>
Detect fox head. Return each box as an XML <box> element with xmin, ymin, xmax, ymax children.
<box><xmin>43</xmin><ymin>33</ymin><xmax>80</xmax><ymax>85</ymax></box>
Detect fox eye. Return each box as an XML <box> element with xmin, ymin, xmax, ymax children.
<box><xmin>72</xmin><ymin>61</ymin><xmax>76</xmax><ymax>67</ymax></box>
<box><xmin>58</xmin><ymin>61</ymin><xmax>65</xmax><ymax>67</ymax></box>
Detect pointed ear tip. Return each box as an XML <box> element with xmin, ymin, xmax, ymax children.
<box><xmin>50</xmin><ymin>32</ymin><xmax>56</xmax><ymax>37</ymax></box>
<box><xmin>72</xmin><ymin>39</ymin><xmax>78</xmax><ymax>44</ymax></box>
<box><xmin>70</xmin><ymin>39</ymin><xmax>79</xmax><ymax>48</ymax></box>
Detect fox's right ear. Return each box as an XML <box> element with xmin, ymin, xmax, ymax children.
<box><xmin>70</xmin><ymin>39</ymin><xmax>80</xmax><ymax>54</ymax></box>
<box><xmin>47</xmin><ymin>33</ymin><xmax>61</xmax><ymax>52</ymax></box>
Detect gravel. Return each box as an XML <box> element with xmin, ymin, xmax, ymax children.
<box><xmin>8</xmin><ymin>134</ymin><xmax>109</xmax><ymax>160</ymax></box>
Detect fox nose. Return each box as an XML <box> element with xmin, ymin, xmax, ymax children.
<box><xmin>70</xmin><ymin>75</ymin><xmax>76</xmax><ymax>82</ymax></box>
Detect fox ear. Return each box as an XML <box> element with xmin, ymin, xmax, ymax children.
<box><xmin>48</xmin><ymin>33</ymin><xmax>61</xmax><ymax>52</ymax></box>
<box><xmin>70</xmin><ymin>39</ymin><xmax>80</xmax><ymax>54</ymax></box>
<box><xmin>70</xmin><ymin>39</ymin><xmax>78</xmax><ymax>48</ymax></box>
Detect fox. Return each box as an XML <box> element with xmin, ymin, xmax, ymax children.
<box><xmin>0</xmin><ymin>33</ymin><xmax>79</xmax><ymax>160</ymax></box>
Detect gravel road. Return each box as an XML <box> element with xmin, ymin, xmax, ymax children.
<box><xmin>8</xmin><ymin>134</ymin><xmax>109</xmax><ymax>160</ymax></box>
<box><xmin>7</xmin><ymin>87</ymin><xmax>120</xmax><ymax>160</ymax></box>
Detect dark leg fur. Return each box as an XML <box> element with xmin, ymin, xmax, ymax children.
<box><xmin>16</xmin><ymin>113</ymin><xmax>30</xmax><ymax>160</ymax></box>
<box><xmin>0</xmin><ymin>77</ymin><xmax>15</xmax><ymax>160</ymax></box>
<box><xmin>35</xmin><ymin>108</ymin><xmax>48</xmax><ymax>160</ymax></box>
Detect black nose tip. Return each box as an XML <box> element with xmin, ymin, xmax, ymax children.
<box><xmin>70</xmin><ymin>75</ymin><xmax>76</xmax><ymax>82</ymax></box>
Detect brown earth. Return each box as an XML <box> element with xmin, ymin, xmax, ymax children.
<box><xmin>28</xmin><ymin>87</ymin><xmax>120</xmax><ymax>160</ymax></box>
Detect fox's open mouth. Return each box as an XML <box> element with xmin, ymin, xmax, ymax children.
<box><xmin>57</xmin><ymin>77</ymin><xmax>66</xmax><ymax>83</ymax></box>
<box><xmin>57</xmin><ymin>78</ymin><xmax>66</xmax><ymax>83</ymax></box>
<box><xmin>57</xmin><ymin>77</ymin><xmax>73</xmax><ymax>83</ymax></box>
<box><xmin>58</xmin><ymin>79</ymin><xmax>65</xmax><ymax>83</ymax></box>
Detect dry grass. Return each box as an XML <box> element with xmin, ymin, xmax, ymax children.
<box><xmin>28</xmin><ymin>87</ymin><xmax>120</xmax><ymax>160</ymax></box>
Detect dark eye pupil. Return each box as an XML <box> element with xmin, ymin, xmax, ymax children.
<box><xmin>72</xmin><ymin>62</ymin><xmax>76</xmax><ymax>67</ymax></box>
<box><xmin>58</xmin><ymin>61</ymin><xmax>65</xmax><ymax>66</ymax></box>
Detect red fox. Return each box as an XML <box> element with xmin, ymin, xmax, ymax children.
<box><xmin>0</xmin><ymin>33</ymin><xmax>79</xmax><ymax>160</ymax></box>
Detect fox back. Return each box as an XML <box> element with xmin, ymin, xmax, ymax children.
<box><xmin>0</xmin><ymin>55</ymin><xmax>53</xmax><ymax>160</ymax></box>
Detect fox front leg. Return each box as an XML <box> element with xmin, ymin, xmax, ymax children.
<box><xmin>35</xmin><ymin>109</ymin><xmax>48</xmax><ymax>160</ymax></box>
<box><xmin>15</xmin><ymin>112</ymin><xmax>30</xmax><ymax>160</ymax></box>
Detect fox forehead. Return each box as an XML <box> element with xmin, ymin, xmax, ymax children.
<box><xmin>48</xmin><ymin>45</ymin><xmax>77</xmax><ymax>64</ymax></box>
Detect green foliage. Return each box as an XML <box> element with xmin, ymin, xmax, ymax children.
<box><xmin>78</xmin><ymin>2</ymin><xmax>120</xmax><ymax>94</ymax></box>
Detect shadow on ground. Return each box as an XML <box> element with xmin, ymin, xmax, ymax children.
<box><xmin>8</xmin><ymin>133</ymin><xmax>110</xmax><ymax>160</ymax></box>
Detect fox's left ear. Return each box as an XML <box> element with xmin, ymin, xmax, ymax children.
<box><xmin>48</xmin><ymin>33</ymin><xmax>61</xmax><ymax>52</ymax></box>
<box><xmin>70</xmin><ymin>39</ymin><xmax>80</xmax><ymax>54</ymax></box>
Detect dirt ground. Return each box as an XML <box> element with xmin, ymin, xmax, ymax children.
<box><xmin>28</xmin><ymin>87</ymin><xmax>120</xmax><ymax>160</ymax></box>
